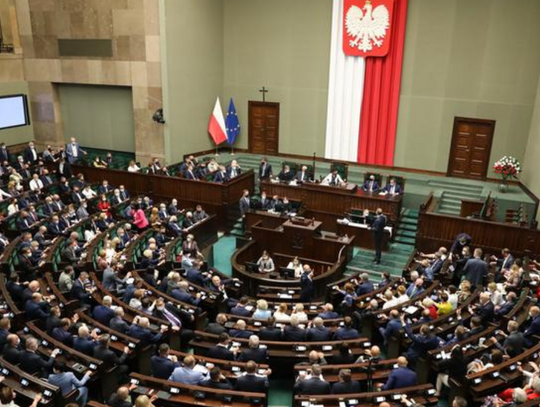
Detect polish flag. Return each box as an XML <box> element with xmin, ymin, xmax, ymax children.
<box><xmin>208</xmin><ymin>97</ymin><xmax>228</xmax><ymax>145</ymax></box>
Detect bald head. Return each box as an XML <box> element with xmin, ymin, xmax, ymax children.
<box><xmin>397</xmin><ymin>356</ymin><xmax>408</xmax><ymax>367</ymax></box>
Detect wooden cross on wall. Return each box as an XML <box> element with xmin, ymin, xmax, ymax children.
<box><xmin>259</xmin><ymin>86</ymin><xmax>269</xmax><ymax>102</ymax></box>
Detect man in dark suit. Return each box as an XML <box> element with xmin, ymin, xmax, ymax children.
<box><xmin>238</xmin><ymin>335</ymin><xmax>268</xmax><ymax>364</ymax></box>
<box><xmin>107</xmin><ymin>387</ymin><xmax>132</xmax><ymax>407</ymax></box>
<box><xmin>332</xmin><ymin>369</ymin><xmax>361</xmax><ymax>394</ymax></box>
<box><xmin>70</xmin><ymin>272</ymin><xmax>93</xmax><ymax>304</ymax></box>
<box><xmin>259</xmin><ymin>192</ymin><xmax>271</xmax><ymax>210</ymax></box>
<box><xmin>171</xmin><ymin>283</ymin><xmax>201</xmax><ymax>306</ymax></box>
<box><xmin>235</xmin><ymin>361</ymin><xmax>269</xmax><ymax>393</ymax></box>
<box><xmin>230</xmin><ymin>297</ymin><xmax>251</xmax><ymax>317</ymax></box>
<box><xmin>239</xmin><ymin>189</ymin><xmax>251</xmax><ymax>217</ymax></box>
<box><xmin>127</xmin><ymin>317</ymin><xmax>167</xmax><ymax>347</ymax></box>
<box><xmin>381</xmin><ymin>357</ymin><xmax>417</xmax><ymax>390</ymax></box>
<box><xmin>23</xmin><ymin>141</ymin><xmax>39</xmax><ymax>164</ymax></box>
<box><xmin>296</xmin><ymin>165</ymin><xmax>311</xmax><ymax>183</ymax></box>
<box><xmin>523</xmin><ymin>306</ymin><xmax>540</xmax><ymax>347</ymax></box>
<box><xmin>258</xmin><ymin>157</ymin><xmax>272</xmax><ymax>181</ymax></box>
<box><xmin>402</xmin><ymin>321</ymin><xmax>440</xmax><ymax>363</ymax></box>
<box><xmin>19</xmin><ymin>337</ymin><xmax>59</xmax><ymax>377</ymax></box>
<box><xmin>362</xmin><ymin>175</ymin><xmax>379</xmax><ymax>192</ymax></box>
<box><xmin>463</xmin><ymin>248</ymin><xmax>488</xmax><ymax>288</ymax></box>
<box><xmin>355</xmin><ymin>273</ymin><xmax>374</xmax><ymax>296</ymax></box>
<box><xmin>2</xmin><ymin>334</ymin><xmax>22</xmax><ymax>364</ymax></box>
<box><xmin>450</xmin><ymin>233</ymin><xmax>472</xmax><ymax>256</ymax></box>
<box><xmin>300</xmin><ymin>265</ymin><xmax>315</xmax><ymax>302</ymax></box>
<box><xmin>208</xmin><ymin>333</ymin><xmax>237</xmax><ymax>361</ymax></box>
<box><xmin>425</xmin><ymin>252</ymin><xmax>444</xmax><ymax>281</ymax></box>
<box><xmin>25</xmin><ymin>293</ymin><xmax>51</xmax><ymax>320</ymax></box>
<box><xmin>495</xmin><ymin>291</ymin><xmax>517</xmax><ymax>319</ymax></box>
<box><xmin>0</xmin><ymin>143</ymin><xmax>9</xmax><ymax>163</ymax></box>
<box><xmin>93</xmin><ymin>296</ymin><xmax>115</xmax><ymax>326</ymax></box>
<box><xmin>226</xmin><ymin>160</ymin><xmax>242</xmax><ymax>179</ymax></box>
<box><xmin>490</xmin><ymin>248</ymin><xmax>515</xmax><ymax>282</ymax></box>
<box><xmin>213</xmin><ymin>166</ymin><xmax>228</xmax><ymax>183</ymax></box>
<box><xmin>73</xmin><ymin>325</ymin><xmax>98</xmax><ymax>356</ymax></box>
<box><xmin>201</xmin><ymin>367</ymin><xmax>233</xmax><ymax>390</ymax></box>
<box><xmin>93</xmin><ymin>334</ymin><xmax>129</xmax><ymax>383</ymax></box>
<box><xmin>294</xmin><ymin>364</ymin><xmax>331</xmax><ymax>395</ymax></box>
<box><xmin>379</xmin><ymin>310</ymin><xmax>402</xmax><ymax>346</ymax></box>
<box><xmin>383</xmin><ymin>178</ymin><xmax>402</xmax><ymax>195</ymax></box>
<box><xmin>151</xmin><ymin>343</ymin><xmax>180</xmax><ymax>379</ymax></box>
<box><xmin>306</xmin><ymin>317</ymin><xmax>332</xmax><ymax>341</ymax></box>
<box><xmin>469</xmin><ymin>292</ymin><xmax>495</xmax><ymax>325</ymax></box>
<box><xmin>371</xmin><ymin>208</ymin><xmax>386</xmax><ymax>264</ymax></box>
<box><xmin>258</xmin><ymin>317</ymin><xmax>282</xmax><ymax>341</ymax></box>
<box><xmin>333</xmin><ymin>316</ymin><xmax>360</xmax><ymax>340</ymax></box>
<box><xmin>109</xmin><ymin>308</ymin><xmax>131</xmax><ymax>334</ymax></box>
<box><xmin>229</xmin><ymin>320</ymin><xmax>253</xmax><ymax>339</ymax></box>
<box><xmin>206</xmin><ymin>314</ymin><xmax>228</xmax><ymax>335</ymax></box>
<box><xmin>490</xmin><ymin>320</ymin><xmax>524</xmax><ymax>358</ymax></box>
<box><xmin>283</xmin><ymin>315</ymin><xmax>306</xmax><ymax>341</ymax></box>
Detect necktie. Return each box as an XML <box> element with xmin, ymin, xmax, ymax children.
<box><xmin>163</xmin><ymin>308</ymin><xmax>181</xmax><ymax>328</ymax></box>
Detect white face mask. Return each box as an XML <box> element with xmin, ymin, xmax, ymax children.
<box><xmin>157</xmin><ymin>306</ymin><xmax>165</xmax><ymax>312</ymax></box>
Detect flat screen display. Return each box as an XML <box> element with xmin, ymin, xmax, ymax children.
<box><xmin>0</xmin><ymin>94</ymin><xmax>30</xmax><ymax>130</ymax></box>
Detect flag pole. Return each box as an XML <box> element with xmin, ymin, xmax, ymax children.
<box><xmin>230</xmin><ymin>144</ymin><xmax>235</xmax><ymax>156</ymax></box>
<box><xmin>215</xmin><ymin>145</ymin><xmax>219</xmax><ymax>156</ymax></box>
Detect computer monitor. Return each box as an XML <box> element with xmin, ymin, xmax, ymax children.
<box><xmin>280</xmin><ymin>267</ymin><xmax>296</xmax><ymax>279</ymax></box>
<box><xmin>245</xmin><ymin>262</ymin><xmax>259</xmax><ymax>273</ymax></box>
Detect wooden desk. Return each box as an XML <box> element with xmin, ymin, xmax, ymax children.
<box><xmin>336</xmin><ymin>221</ymin><xmax>390</xmax><ymax>251</ymax></box>
<box><xmin>70</xmin><ymin>164</ymin><xmax>255</xmax><ymax>230</ymax></box>
<box><xmin>261</xmin><ymin>180</ymin><xmax>402</xmax><ymax>232</ymax></box>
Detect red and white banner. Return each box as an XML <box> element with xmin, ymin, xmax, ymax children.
<box><xmin>208</xmin><ymin>97</ymin><xmax>228</xmax><ymax>145</ymax></box>
<box><xmin>343</xmin><ymin>0</ymin><xmax>395</xmax><ymax>57</ymax></box>
<box><xmin>325</xmin><ymin>0</ymin><xmax>407</xmax><ymax>166</ymax></box>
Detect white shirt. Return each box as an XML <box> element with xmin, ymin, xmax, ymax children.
<box><xmin>322</xmin><ymin>173</ymin><xmax>343</xmax><ymax>185</ymax></box>
<box><xmin>7</xmin><ymin>204</ymin><xmax>18</xmax><ymax>215</ymax></box>
<box><xmin>128</xmin><ymin>165</ymin><xmax>140</xmax><ymax>173</ymax></box>
<box><xmin>72</xmin><ymin>143</ymin><xmax>78</xmax><ymax>157</ymax></box>
<box><xmin>82</xmin><ymin>189</ymin><xmax>96</xmax><ymax>199</ymax></box>
<box><xmin>273</xmin><ymin>311</ymin><xmax>291</xmax><ymax>323</ymax></box>
<box><xmin>29</xmin><ymin>178</ymin><xmax>44</xmax><ymax>191</ymax></box>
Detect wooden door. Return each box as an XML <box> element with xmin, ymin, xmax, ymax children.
<box><xmin>248</xmin><ymin>101</ymin><xmax>280</xmax><ymax>155</ymax></box>
<box><xmin>447</xmin><ymin>117</ymin><xmax>495</xmax><ymax>179</ymax></box>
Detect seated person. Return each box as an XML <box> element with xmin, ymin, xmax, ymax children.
<box><xmin>278</xmin><ymin>165</ymin><xmax>294</xmax><ymax>182</ymax></box>
<box><xmin>169</xmin><ymin>355</ymin><xmax>205</xmax><ymax>385</ymax></box>
<box><xmin>294</xmin><ymin>364</ymin><xmax>331</xmax><ymax>395</ymax></box>
<box><xmin>380</xmin><ymin>356</ymin><xmax>417</xmax><ymax>390</ymax></box>
<box><xmin>382</xmin><ymin>178</ymin><xmax>402</xmax><ymax>195</ymax></box>
<box><xmin>256</xmin><ymin>250</ymin><xmax>275</xmax><ymax>274</ymax></box>
<box><xmin>362</xmin><ymin>174</ymin><xmax>379</xmax><ymax>192</ymax></box>
<box><xmin>238</xmin><ymin>335</ymin><xmax>269</xmax><ymax>364</ymax></box>
<box><xmin>296</xmin><ymin>165</ymin><xmax>311</xmax><ymax>183</ymax></box>
<box><xmin>201</xmin><ymin>366</ymin><xmax>233</xmax><ymax>390</ymax></box>
<box><xmin>322</xmin><ymin>169</ymin><xmax>344</xmax><ymax>186</ymax></box>
<box><xmin>287</xmin><ymin>256</ymin><xmax>303</xmax><ymax>278</ymax></box>
<box><xmin>332</xmin><ymin>368</ymin><xmax>360</xmax><ymax>394</ymax></box>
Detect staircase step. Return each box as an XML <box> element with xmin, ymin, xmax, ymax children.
<box><xmin>397</xmin><ymin>224</ymin><xmax>417</xmax><ymax>233</ymax></box>
<box><xmin>395</xmin><ymin>236</ymin><xmax>416</xmax><ymax>245</ymax></box>
<box><xmin>428</xmin><ymin>181</ymin><xmax>483</xmax><ymax>192</ymax></box>
<box><xmin>438</xmin><ymin>208</ymin><xmax>459</xmax><ymax>215</ymax></box>
<box><xmin>396</xmin><ymin>230</ymin><xmax>416</xmax><ymax>238</ymax></box>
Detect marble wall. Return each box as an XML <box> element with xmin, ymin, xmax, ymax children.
<box><xmin>12</xmin><ymin>0</ymin><xmax>165</xmax><ymax>163</ymax></box>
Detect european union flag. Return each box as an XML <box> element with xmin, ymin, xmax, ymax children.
<box><xmin>225</xmin><ymin>98</ymin><xmax>240</xmax><ymax>145</ymax></box>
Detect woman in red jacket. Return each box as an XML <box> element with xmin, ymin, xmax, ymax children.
<box><xmin>97</xmin><ymin>194</ymin><xmax>111</xmax><ymax>218</ymax></box>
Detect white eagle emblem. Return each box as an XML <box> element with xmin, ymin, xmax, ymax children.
<box><xmin>345</xmin><ymin>0</ymin><xmax>390</xmax><ymax>53</ymax></box>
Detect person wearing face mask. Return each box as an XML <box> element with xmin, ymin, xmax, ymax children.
<box><xmin>65</xmin><ymin>137</ymin><xmax>87</xmax><ymax>164</ymax></box>
<box><xmin>97</xmin><ymin>194</ymin><xmax>111</xmax><ymax>218</ymax></box>
<box><xmin>118</xmin><ymin>185</ymin><xmax>129</xmax><ymax>201</ymax></box>
<box><xmin>239</xmin><ymin>189</ymin><xmax>251</xmax><ymax>217</ymax></box>
<box><xmin>76</xmin><ymin>200</ymin><xmax>89</xmax><ymax>220</ymax></box>
<box><xmin>382</xmin><ymin>178</ymin><xmax>402</xmax><ymax>195</ymax></box>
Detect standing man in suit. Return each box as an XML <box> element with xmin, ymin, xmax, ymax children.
<box><xmin>65</xmin><ymin>137</ymin><xmax>87</xmax><ymax>164</ymax></box>
<box><xmin>296</xmin><ymin>165</ymin><xmax>311</xmax><ymax>183</ymax></box>
<box><xmin>300</xmin><ymin>265</ymin><xmax>315</xmax><ymax>302</ymax></box>
<box><xmin>239</xmin><ymin>189</ymin><xmax>251</xmax><ymax>217</ymax></box>
<box><xmin>381</xmin><ymin>357</ymin><xmax>417</xmax><ymax>390</ymax></box>
<box><xmin>24</xmin><ymin>141</ymin><xmax>39</xmax><ymax>164</ymax></box>
<box><xmin>362</xmin><ymin>175</ymin><xmax>380</xmax><ymax>192</ymax></box>
<box><xmin>463</xmin><ymin>248</ymin><xmax>488</xmax><ymax>288</ymax></box>
<box><xmin>371</xmin><ymin>208</ymin><xmax>386</xmax><ymax>264</ymax></box>
<box><xmin>259</xmin><ymin>157</ymin><xmax>272</xmax><ymax>181</ymax></box>
<box><xmin>0</xmin><ymin>143</ymin><xmax>9</xmax><ymax>163</ymax></box>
